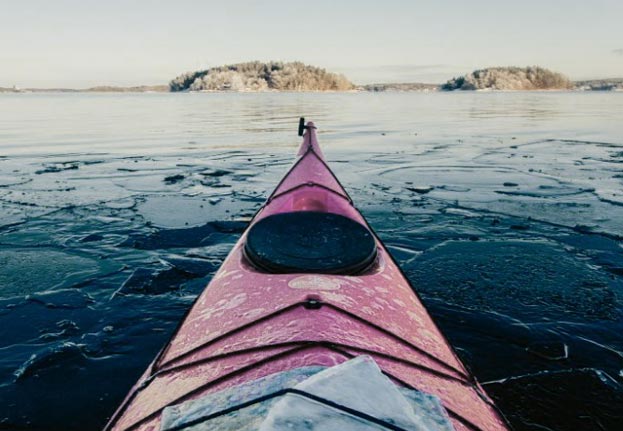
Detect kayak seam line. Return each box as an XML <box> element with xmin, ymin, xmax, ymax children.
<box><xmin>158</xmin><ymin>343</ymin><xmax>488</xmax><ymax>431</ymax></box>
<box><xmin>114</xmin><ymin>329</ymin><xmax>479</xmax><ymax>430</ymax></box>
<box><xmin>155</xmin><ymin>301</ymin><xmax>304</xmax><ymax>370</ymax></box>
<box><xmin>266</xmin><ymin>144</ymin><xmax>352</xmax><ymax>203</ymax></box>
<box><xmin>445</xmin><ymin>408</ymin><xmax>488</xmax><ymax>431</ymax></box>
<box><xmin>151</xmin><ymin>343</ymin><xmax>304</xmax><ymax>380</ymax></box>
<box><xmin>323</xmin><ymin>302</ymin><xmax>470</xmax><ymax>379</ymax></box>
<box><xmin>164</xmin><ymin>388</ymin><xmax>412</xmax><ymax>431</ymax></box>
<box><xmin>154</xmin><ymin>340</ymin><xmax>469</xmax><ymax>386</ymax></box>
<box><xmin>158</xmin><ymin>300</ymin><xmax>466</xmax><ymax>380</ymax></box>
<box><xmin>331</xmin><ymin>343</ymin><xmax>470</xmax><ymax>384</ymax></box>
<box><xmin>303</xmin><ymin>145</ymin><xmax>357</xmax><ymax>203</ymax></box>
<box><xmin>119</xmin><ymin>342</ymin><xmax>479</xmax><ymax>431</ymax></box>
<box><xmin>266</xmin><ymin>181</ymin><xmax>352</xmax><ymax>204</ymax></box>
<box><xmin>265</xmin><ymin>144</ymin><xmax>311</xmax><ymax>201</ymax></box>
<box><xmin>303</xmin><ymin>145</ymin><xmax>352</xmax><ymax>202</ymax></box>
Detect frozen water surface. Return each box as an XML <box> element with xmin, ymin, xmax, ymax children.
<box><xmin>0</xmin><ymin>92</ymin><xmax>622</xmax><ymax>430</ymax></box>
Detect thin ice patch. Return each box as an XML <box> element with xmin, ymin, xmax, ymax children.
<box><xmin>408</xmin><ymin>240</ymin><xmax>619</xmax><ymax>321</ymax></box>
<box><xmin>0</xmin><ymin>249</ymin><xmax>103</xmax><ymax>297</ymax></box>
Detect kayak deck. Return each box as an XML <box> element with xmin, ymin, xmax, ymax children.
<box><xmin>105</xmin><ymin>121</ymin><xmax>509</xmax><ymax>431</ymax></box>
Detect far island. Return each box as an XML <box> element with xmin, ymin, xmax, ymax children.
<box><xmin>169</xmin><ymin>61</ymin><xmax>354</xmax><ymax>92</ymax></box>
<box><xmin>439</xmin><ymin>68</ymin><xmax>622</xmax><ymax>91</ymax></box>
<box><xmin>441</xmin><ymin>67</ymin><xmax>572</xmax><ymax>91</ymax></box>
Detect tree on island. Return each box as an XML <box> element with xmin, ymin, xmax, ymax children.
<box><xmin>442</xmin><ymin>67</ymin><xmax>572</xmax><ymax>90</ymax></box>
<box><xmin>170</xmin><ymin>61</ymin><xmax>353</xmax><ymax>92</ymax></box>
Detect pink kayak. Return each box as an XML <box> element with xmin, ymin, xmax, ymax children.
<box><xmin>105</xmin><ymin>120</ymin><xmax>510</xmax><ymax>431</ymax></box>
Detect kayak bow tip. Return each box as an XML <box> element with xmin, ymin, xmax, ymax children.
<box><xmin>296</xmin><ymin>118</ymin><xmax>324</xmax><ymax>159</ymax></box>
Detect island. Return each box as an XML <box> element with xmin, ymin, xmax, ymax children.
<box><xmin>441</xmin><ymin>67</ymin><xmax>572</xmax><ymax>91</ymax></box>
<box><xmin>169</xmin><ymin>61</ymin><xmax>354</xmax><ymax>92</ymax></box>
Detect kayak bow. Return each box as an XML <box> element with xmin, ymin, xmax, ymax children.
<box><xmin>105</xmin><ymin>120</ymin><xmax>510</xmax><ymax>431</ymax></box>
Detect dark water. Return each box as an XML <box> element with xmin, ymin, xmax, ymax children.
<box><xmin>0</xmin><ymin>92</ymin><xmax>622</xmax><ymax>430</ymax></box>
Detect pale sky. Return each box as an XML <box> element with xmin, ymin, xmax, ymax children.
<box><xmin>1</xmin><ymin>0</ymin><xmax>622</xmax><ymax>88</ymax></box>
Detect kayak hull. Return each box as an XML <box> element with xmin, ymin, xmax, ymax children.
<box><xmin>105</xmin><ymin>122</ymin><xmax>509</xmax><ymax>431</ymax></box>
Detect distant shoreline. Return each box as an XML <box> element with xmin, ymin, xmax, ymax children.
<box><xmin>4</xmin><ymin>63</ymin><xmax>623</xmax><ymax>93</ymax></box>
<box><xmin>5</xmin><ymin>63</ymin><xmax>622</xmax><ymax>93</ymax></box>
<box><xmin>0</xmin><ymin>85</ymin><xmax>169</xmax><ymax>94</ymax></box>
<box><xmin>3</xmin><ymin>81</ymin><xmax>622</xmax><ymax>93</ymax></box>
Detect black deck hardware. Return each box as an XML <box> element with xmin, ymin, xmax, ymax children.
<box><xmin>298</xmin><ymin>117</ymin><xmax>306</xmax><ymax>136</ymax></box>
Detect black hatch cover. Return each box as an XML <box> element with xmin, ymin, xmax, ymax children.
<box><xmin>244</xmin><ymin>211</ymin><xmax>377</xmax><ymax>274</ymax></box>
